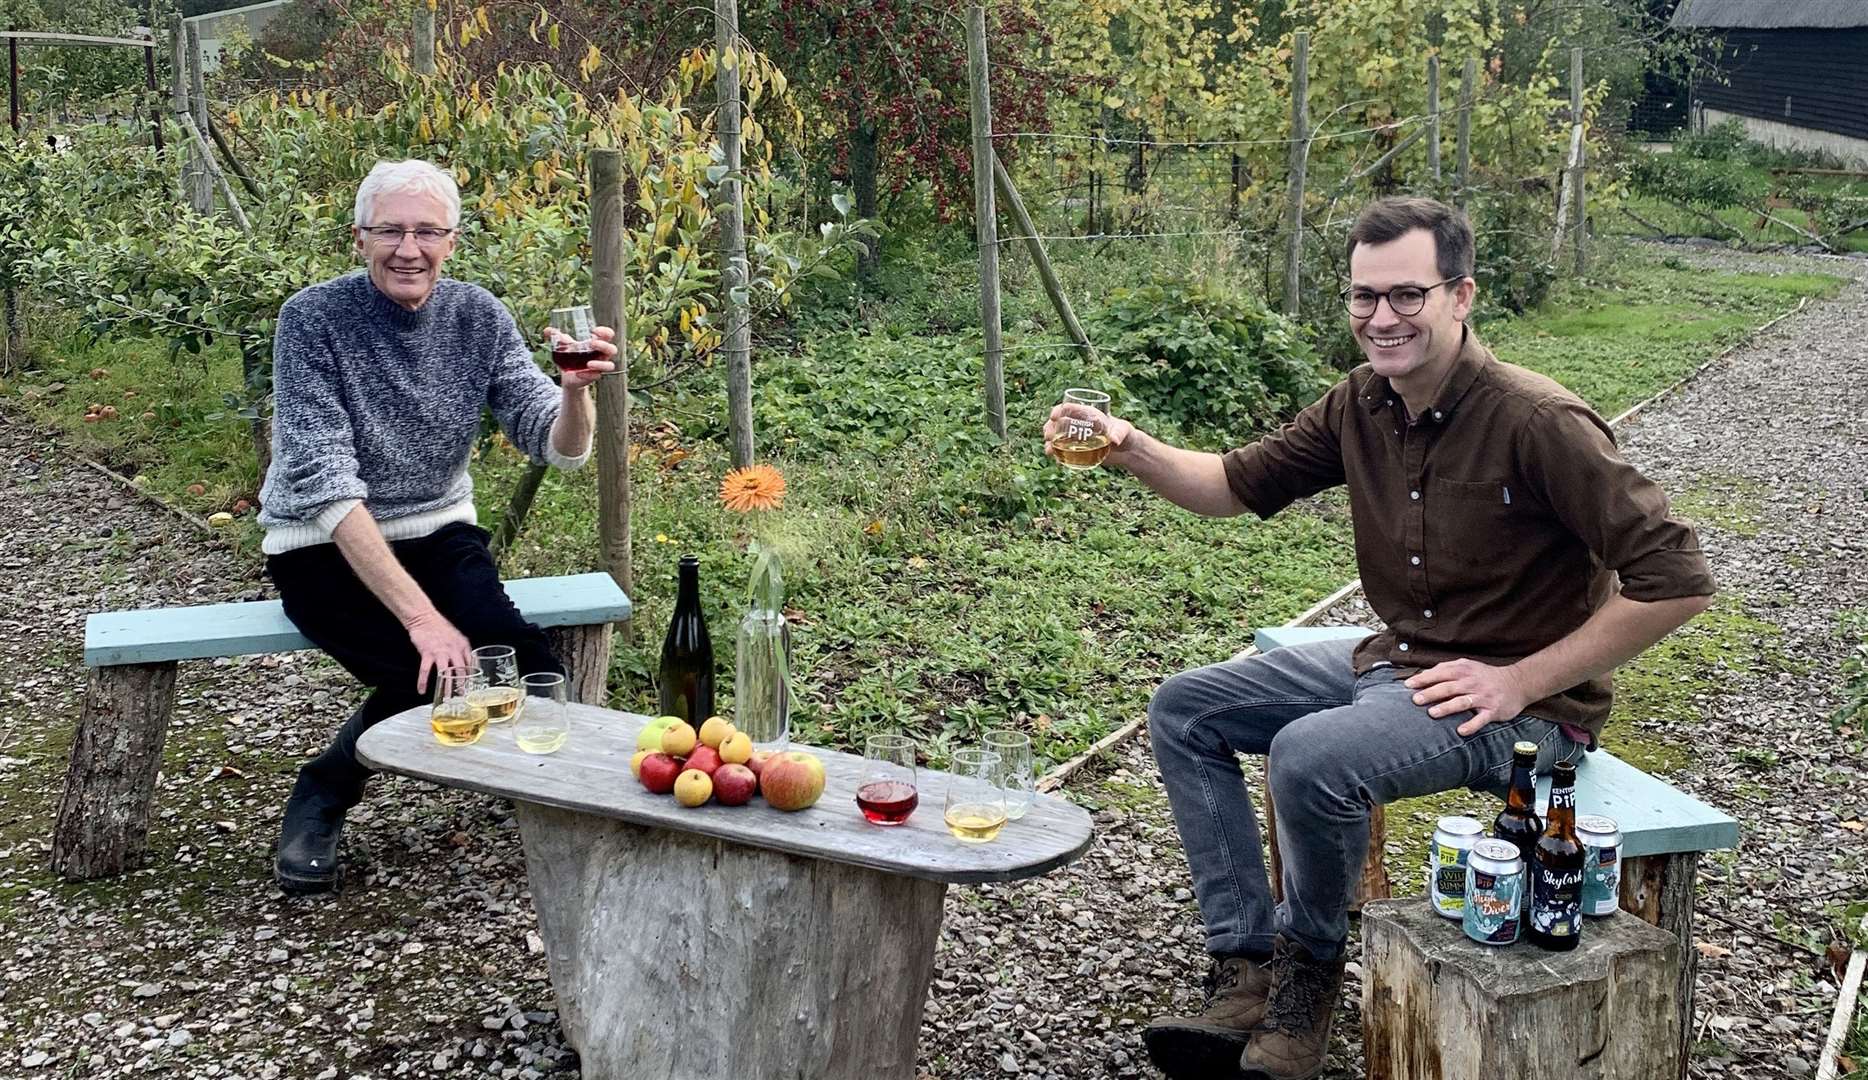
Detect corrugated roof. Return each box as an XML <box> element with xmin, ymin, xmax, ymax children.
<box><xmin>1671</xmin><ymin>0</ymin><xmax>1868</xmax><ymax>29</ymax></box>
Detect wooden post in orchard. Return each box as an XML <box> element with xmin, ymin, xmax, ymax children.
<box><xmin>591</xmin><ymin>148</ymin><xmax>634</xmax><ymax>648</ymax></box>
<box><xmin>716</xmin><ymin>0</ymin><xmax>755</xmax><ymax>467</ymax></box>
<box><xmin>965</xmin><ymin>4</ymin><xmax>1006</xmax><ymax>440</ymax></box>
<box><xmin>170</xmin><ymin>18</ymin><xmax>195</xmax><ymax>208</ymax></box>
<box><xmin>1281</xmin><ymin>30</ymin><xmax>1310</xmax><ymax>317</ymax></box>
<box><xmin>185</xmin><ymin>21</ymin><xmax>213</xmax><ymax>213</ymax></box>
<box><xmin>1571</xmin><ymin>46</ymin><xmax>1588</xmax><ymax>274</ymax></box>
<box><xmin>1427</xmin><ymin>55</ymin><xmax>1441</xmax><ymax>182</ymax></box>
<box><xmin>412</xmin><ymin>2</ymin><xmax>435</xmax><ymax>76</ymax></box>
<box><xmin>141</xmin><ymin>16</ymin><xmax>162</xmax><ymax>153</ymax></box>
<box><xmin>992</xmin><ymin>152</ymin><xmax>1096</xmax><ymax>363</ymax></box>
<box><xmin>1456</xmin><ymin>57</ymin><xmax>1474</xmax><ymax>205</ymax></box>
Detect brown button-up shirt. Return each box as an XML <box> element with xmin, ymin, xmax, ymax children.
<box><xmin>1221</xmin><ymin>327</ymin><xmax>1716</xmax><ymax>740</ymax></box>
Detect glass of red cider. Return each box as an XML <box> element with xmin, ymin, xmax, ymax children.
<box><xmin>857</xmin><ymin>733</ymin><xmax>919</xmax><ymax>825</ymax></box>
<box><xmin>548</xmin><ymin>304</ymin><xmax>596</xmax><ymax>371</ymax></box>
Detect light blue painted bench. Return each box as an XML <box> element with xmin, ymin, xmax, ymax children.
<box><xmin>1255</xmin><ymin>624</ymin><xmax>1738</xmax><ymax>1070</ymax></box>
<box><xmin>52</xmin><ymin>573</ymin><xmax>632</xmax><ymax>880</ymax></box>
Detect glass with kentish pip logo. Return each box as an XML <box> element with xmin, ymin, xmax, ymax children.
<box><xmin>548</xmin><ymin>304</ymin><xmax>595</xmax><ymax>372</ymax></box>
<box><xmin>1055</xmin><ymin>388</ymin><xmax>1112</xmax><ymax>471</ymax></box>
<box><xmin>469</xmin><ymin>644</ymin><xmax>523</xmax><ymax>725</ymax></box>
<box><xmin>856</xmin><ymin>733</ymin><xmax>919</xmax><ymax>825</ymax></box>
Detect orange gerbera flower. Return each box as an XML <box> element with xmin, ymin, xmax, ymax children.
<box><xmin>719</xmin><ymin>464</ymin><xmax>786</xmax><ymax>513</ymax></box>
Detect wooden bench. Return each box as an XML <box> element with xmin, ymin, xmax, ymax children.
<box><xmin>357</xmin><ymin>703</ymin><xmax>1095</xmax><ymax>1080</ymax></box>
<box><xmin>1255</xmin><ymin>625</ymin><xmax>1738</xmax><ymax>1079</ymax></box>
<box><xmin>52</xmin><ymin>572</ymin><xmax>632</xmax><ymax>881</ymax></box>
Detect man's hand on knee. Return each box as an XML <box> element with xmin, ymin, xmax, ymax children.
<box><xmin>1404</xmin><ymin>658</ymin><xmax>1531</xmax><ymax>737</ymax></box>
<box><xmin>404</xmin><ymin>609</ymin><xmax>473</xmax><ymax>694</ymax></box>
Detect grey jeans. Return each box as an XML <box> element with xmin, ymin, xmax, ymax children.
<box><xmin>1147</xmin><ymin>637</ymin><xmax>1585</xmax><ymax>961</ymax></box>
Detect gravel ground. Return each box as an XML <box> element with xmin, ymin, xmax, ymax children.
<box><xmin>2</xmin><ymin>244</ymin><xmax>1864</xmax><ymax>1079</ymax></box>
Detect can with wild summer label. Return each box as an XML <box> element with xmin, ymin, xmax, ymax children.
<box><xmin>1428</xmin><ymin>816</ymin><xmax>1484</xmax><ymax>919</ymax></box>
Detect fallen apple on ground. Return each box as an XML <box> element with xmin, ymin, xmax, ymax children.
<box><xmin>760</xmin><ymin>751</ymin><xmax>826</xmax><ymax>811</ymax></box>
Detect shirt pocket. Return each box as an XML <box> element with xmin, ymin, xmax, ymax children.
<box><xmin>1429</xmin><ymin>477</ymin><xmax>1534</xmax><ymax>568</ymax></box>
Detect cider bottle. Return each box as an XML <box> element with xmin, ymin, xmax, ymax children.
<box><xmin>1526</xmin><ymin>760</ymin><xmax>1585</xmax><ymax>951</ymax></box>
<box><xmin>1492</xmin><ymin>740</ymin><xmax>1544</xmax><ymax>914</ymax></box>
<box><xmin>657</xmin><ymin>555</ymin><xmax>715</xmax><ymax>725</ymax></box>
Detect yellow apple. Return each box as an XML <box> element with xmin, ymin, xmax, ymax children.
<box><xmin>660</xmin><ymin>721</ymin><xmax>698</xmax><ymax>758</ymax></box>
<box><xmin>636</xmin><ymin>716</ymin><xmax>680</xmax><ymax>752</ymax></box>
<box><xmin>698</xmin><ymin>715</ymin><xmax>735</xmax><ymax>750</ymax></box>
<box><xmin>674</xmin><ymin>768</ymin><xmax>713</xmax><ymax>807</ymax></box>
<box><xmin>630</xmin><ymin>749</ymin><xmax>652</xmax><ymax>777</ymax></box>
<box><xmin>718</xmin><ymin>731</ymin><xmax>753</xmax><ymax>765</ymax></box>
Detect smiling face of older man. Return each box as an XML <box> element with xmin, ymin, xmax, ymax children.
<box><xmin>353</xmin><ymin>189</ymin><xmax>458</xmax><ymax>311</ymax></box>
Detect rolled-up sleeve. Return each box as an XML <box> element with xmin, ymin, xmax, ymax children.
<box><xmin>1516</xmin><ymin>397</ymin><xmax>1716</xmax><ymax>601</ymax></box>
<box><xmin>1221</xmin><ymin>381</ymin><xmax>1349</xmax><ymax>519</ymax></box>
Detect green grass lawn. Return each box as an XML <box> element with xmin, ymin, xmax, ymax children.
<box><xmin>0</xmin><ymin>244</ymin><xmax>1846</xmax><ymax>779</ymax></box>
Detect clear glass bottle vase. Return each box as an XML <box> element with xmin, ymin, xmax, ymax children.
<box><xmin>734</xmin><ymin>548</ymin><xmax>791</xmax><ymax>746</ymax></box>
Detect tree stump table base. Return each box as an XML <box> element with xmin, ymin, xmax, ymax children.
<box><xmin>1361</xmin><ymin>898</ymin><xmax>1682</xmax><ymax>1080</ymax></box>
<box><xmin>516</xmin><ymin>802</ymin><xmax>946</xmax><ymax>1080</ymax></box>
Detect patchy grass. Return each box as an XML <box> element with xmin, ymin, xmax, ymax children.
<box><xmin>1671</xmin><ymin>473</ymin><xmax>1767</xmax><ymax>538</ymax></box>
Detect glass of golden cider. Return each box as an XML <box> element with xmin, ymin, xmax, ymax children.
<box><xmin>516</xmin><ymin>672</ymin><xmax>570</xmax><ymax>754</ymax></box>
<box><xmin>943</xmin><ymin>748</ymin><xmax>1007</xmax><ymax>843</ymax></box>
<box><xmin>470</xmin><ymin>645</ymin><xmax>523</xmax><ymax>725</ymax></box>
<box><xmin>431</xmin><ymin>667</ymin><xmax>490</xmax><ymax>746</ymax></box>
<box><xmin>1054</xmin><ymin>388</ymin><xmax>1113</xmax><ymax>471</ymax></box>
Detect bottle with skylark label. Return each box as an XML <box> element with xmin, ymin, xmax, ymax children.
<box><xmin>1527</xmin><ymin>759</ymin><xmax>1584</xmax><ymax>951</ymax></box>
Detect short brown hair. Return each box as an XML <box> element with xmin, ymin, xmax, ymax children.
<box><xmin>1345</xmin><ymin>197</ymin><xmax>1474</xmax><ymax>281</ymax></box>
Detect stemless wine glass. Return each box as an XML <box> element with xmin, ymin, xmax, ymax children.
<box><xmin>1054</xmin><ymin>388</ymin><xmax>1113</xmax><ymax>471</ymax></box>
<box><xmin>470</xmin><ymin>645</ymin><xmax>522</xmax><ymax>726</ymax></box>
<box><xmin>548</xmin><ymin>305</ymin><xmax>596</xmax><ymax>372</ymax></box>
<box><xmin>984</xmin><ymin>729</ymin><xmax>1034</xmax><ymax>821</ymax></box>
<box><xmin>856</xmin><ymin>734</ymin><xmax>919</xmax><ymax>826</ymax></box>
<box><xmin>516</xmin><ymin>672</ymin><xmax>569</xmax><ymax>754</ymax></box>
<box><xmin>943</xmin><ymin>749</ymin><xmax>1007</xmax><ymax>843</ymax></box>
<box><xmin>431</xmin><ymin>667</ymin><xmax>489</xmax><ymax>746</ymax></box>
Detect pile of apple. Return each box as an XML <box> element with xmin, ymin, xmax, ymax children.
<box><xmin>630</xmin><ymin>715</ymin><xmax>825</xmax><ymax>811</ymax></box>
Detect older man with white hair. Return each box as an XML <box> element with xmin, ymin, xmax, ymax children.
<box><xmin>257</xmin><ymin>159</ymin><xmax>617</xmax><ymax>893</ymax></box>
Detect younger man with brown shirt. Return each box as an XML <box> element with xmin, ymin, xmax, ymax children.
<box><xmin>1044</xmin><ymin>197</ymin><xmax>1715</xmax><ymax>1080</ymax></box>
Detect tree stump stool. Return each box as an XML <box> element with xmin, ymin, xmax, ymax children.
<box><xmin>1361</xmin><ymin>898</ymin><xmax>1682</xmax><ymax>1080</ymax></box>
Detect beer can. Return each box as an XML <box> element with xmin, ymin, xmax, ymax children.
<box><xmin>1462</xmin><ymin>838</ymin><xmax>1525</xmax><ymax>945</ymax></box>
<box><xmin>1428</xmin><ymin>816</ymin><xmax>1484</xmax><ymax>919</ymax></box>
<box><xmin>1577</xmin><ymin>815</ymin><xmax>1623</xmax><ymax>917</ymax></box>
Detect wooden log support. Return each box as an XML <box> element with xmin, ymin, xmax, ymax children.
<box><xmin>964</xmin><ymin>4</ymin><xmax>1005</xmax><ymax>440</ymax></box>
<box><xmin>1362</xmin><ymin>898</ymin><xmax>1683</xmax><ymax>1080</ymax></box>
<box><xmin>546</xmin><ymin>624</ymin><xmax>612</xmax><ymax>706</ymax></box>
<box><xmin>1281</xmin><ymin>31</ymin><xmax>1310</xmax><ymax>317</ymax></box>
<box><xmin>1620</xmin><ymin>850</ymin><xmax>1700</xmax><ymax>1080</ymax></box>
<box><xmin>1456</xmin><ymin>57</ymin><xmax>1474</xmax><ymax>205</ymax></box>
<box><xmin>1262</xmin><ymin>759</ymin><xmax>1390</xmax><ymax>911</ymax></box>
<box><xmin>51</xmin><ymin>662</ymin><xmax>179</xmax><ymax>880</ymax></box>
<box><xmin>991</xmin><ymin>151</ymin><xmax>1096</xmax><ymax>363</ymax></box>
<box><xmin>590</xmin><ymin>148</ymin><xmax>633</xmax><ymax>632</ymax></box>
<box><xmin>515</xmin><ymin>804</ymin><xmax>947</xmax><ymax>1080</ymax></box>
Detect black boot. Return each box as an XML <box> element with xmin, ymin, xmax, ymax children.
<box><xmin>273</xmin><ymin>696</ymin><xmax>392</xmax><ymax>894</ymax></box>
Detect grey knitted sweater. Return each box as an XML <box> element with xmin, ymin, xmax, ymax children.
<box><xmin>257</xmin><ymin>271</ymin><xmax>588</xmax><ymax>554</ymax></box>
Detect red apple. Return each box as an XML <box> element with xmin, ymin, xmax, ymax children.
<box><xmin>683</xmin><ymin>744</ymin><xmax>723</xmax><ymax>776</ymax></box>
<box><xmin>638</xmin><ymin>752</ymin><xmax>681</xmax><ymax>795</ymax></box>
<box><xmin>747</xmin><ymin>749</ymin><xmax>776</xmax><ymax>779</ymax></box>
<box><xmin>712</xmin><ymin>764</ymin><xmax>757</xmax><ymax>807</ymax></box>
<box><xmin>759</xmin><ymin>751</ymin><xmax>826</xmax><ymax>812</ymax></box>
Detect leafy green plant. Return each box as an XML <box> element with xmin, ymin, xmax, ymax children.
<box><xmin>1084</xmin><ymin>278</ymin><xmax>1334</xmax><ymax>444</ymax></box>
<box><xmin>1836</xmin><ymin>610</ymin><xmax>1868</xmax><ymax>734</ymax></box>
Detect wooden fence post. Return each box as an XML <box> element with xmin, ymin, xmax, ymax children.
<box><xmin>412</xmin><ymin>2</ymin><xmax>435</xmax><ymax>76</ymax></box>
<box><xmin>1427</xmin><ymin>55</ymin><xmax>1441</xmax><ymax>182</ymax></box>
<box><xmin>716</xmin><ymin>0</ymin><xmax>754</xmax><ymax>467</ymax></box>
<box><xmin>142</xmin><ymin>30</ymin><xmax>162</xmax><ymax>153</ymax></box>
<box><xmin>1571</xmin><ymin>46</ymin><xmax>1587</xmax><ymax>273</ymax></box>
<box><xmin>965</xmin><ymin>4</ymin><xmax>1005</xmax><ymax>440</ymax></box>
<box><xmin>9</xmin><ymin>30</ymin><xmax>20</xmax><ymax>133</ymax></box>
<box><xmin>185</xmin><ymin>21</ymin><xmax>212</xmax><ymax>213</ymax></box>
<box><xmin>1282</xmin><ymin>30</ymin><xmax>1310</xmax><ymax>317</ymax></box>
<box><xmin>1456</xmin><ymin>57</ymin><xmax>1474</xmax><ymax>205</ymax></box>
<box><xmin>992</xmin><ymin>152</ymin><xmax>1095</xmax><ymax>363</ymax></box>
<box><xmin>170</xmin><ymin>18</ymin><xmax>193</xmax><ymax>207</ymax></box>
<box><xmin>591</xmin><ymin>147</ymin><xmax>634</xmax><ymax>643</ymax></box>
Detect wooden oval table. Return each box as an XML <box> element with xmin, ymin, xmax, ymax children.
<box><xmin>358</xmin><ymin>703</ymin><xmax>1095</xmax><ymax>1080</ymax></box>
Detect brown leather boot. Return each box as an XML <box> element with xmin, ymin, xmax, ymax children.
<box><xmin>1142</xmin><ymin>955</ymin><xmax>1272</xmax><ymax>1079</ymax></box>
<box><xmin>1239</xmin><ymin>936</ymin><xmax>1347</xmax><ymax>1080</ymax></box>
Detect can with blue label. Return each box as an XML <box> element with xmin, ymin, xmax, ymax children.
<box><xmin>1577</xmin><ymin>815</ymin><xmax>1622</xmax><ymax>917</ymax></box>
<box><xmin>1463</xmin><ymin>838</ymin><xmax>1526</xmax><ymax>945</ymax></box>
<box><xmin>1429</xmin><ymin>816</ymin><xmax>1484</xmax><ymax>919</ymax></box>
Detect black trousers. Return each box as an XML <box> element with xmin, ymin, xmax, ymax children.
<box><xmin>267</xmin><ymin>522</ymin><xmax>562</xmax><ymax>814</ymax></box>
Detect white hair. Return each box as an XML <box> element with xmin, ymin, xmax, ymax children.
<box><xmin>354</xmin><ymin>159</ymin><xmax>461</xmax><ymax>228</ymax></box>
